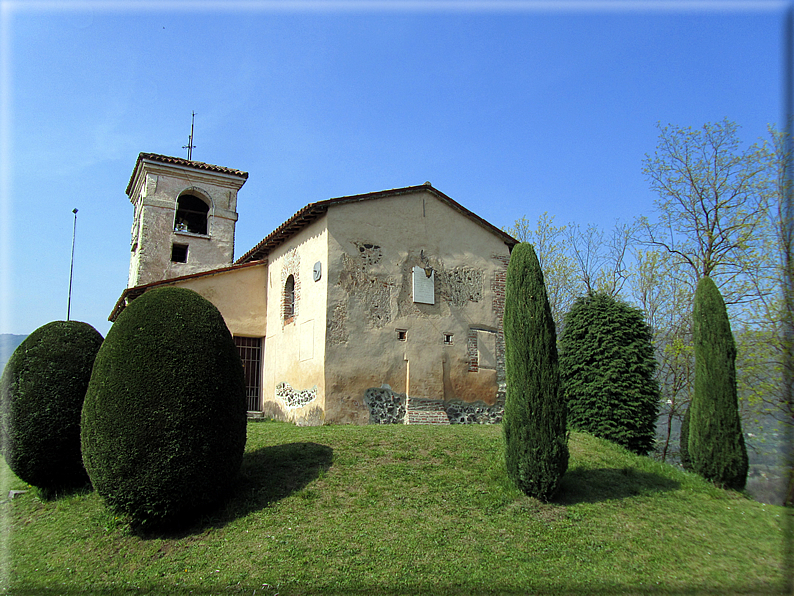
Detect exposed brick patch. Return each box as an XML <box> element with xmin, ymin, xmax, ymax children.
<box><xmin>491</xmin><ymin>255</ymin><xmax>508</xmax><ymax>321</ymax></box>
<box><xmin>491</xmin><ymin>254</ymin><xmax>510</xmax><ymax>387</ymax></box>
<box><xmin>407</xmin><ymin>397</ymin><xmax>445</xmax><ymax>411</ymax></box>
<box><xmin>406</xmin><ymin>410</ymin><xmax>450</xmax><ymax>425</ymax></box>
<box><xmin>406</xmin><ymin>397</ymin><xmax>450</xmax><ymax>425</ymax></box>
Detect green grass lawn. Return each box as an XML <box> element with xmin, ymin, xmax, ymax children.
<box><xmin>1</xmin><ymin>422</ymin><xmax>788</xmax><ymax>595</ymax></box>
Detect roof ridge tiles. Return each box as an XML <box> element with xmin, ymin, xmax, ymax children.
<box><xmin>235</xmin><ymin>184</ymin><xmax>517</xmax><ymax>264</ymax></box>
<box><xmin>136</xmin><ymin>152</ymin><xmax>249</xmax><ymax>178</ymax></box>
<box><xmin>126</xmin><ymin>152</ymin><xmax>249</xmax><ymax>196</ymax></box>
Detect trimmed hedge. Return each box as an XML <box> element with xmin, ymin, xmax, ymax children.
<box><xmin>689</xmin><ymin>276</ymin><xmax>748</xmax><ymax>489</ymax></box>
<box><xmin>0</xmin><ymin>321</ymin><xmax>103</xmax><ymax>494</ymax></box>
<box><xmin>503</xmin><ymin>243</ymin><xmax>568</xmax><ymax>501</ymax></box>
<box><xmin>81</xmin><ymin>287</ymin><xmax>247</xmax><ymax>529</ymax></box>
<box><xmin>559</xmin><ymin>292</ymin><xmax>660</xmax><ymax>456</ymax></box>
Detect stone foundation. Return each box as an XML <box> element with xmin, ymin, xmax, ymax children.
<box><xmin>364</xmin><ymin>386</ymin><xmax>407</xmax><ymax>424</ymax></box>
<box><xmin>363</xmin><ymin>389</ymin><xmax>505</xmax><ymax>426</ymax></box>
<box><xmin>445</xmin><ymin>396</ymin><xmax>504</xmax><ymax>424</ymax></box>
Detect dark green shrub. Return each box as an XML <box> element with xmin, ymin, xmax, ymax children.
<box><xmin>503</xmin><ymin>243</ymin><xmax>568</xmax><ymax>501</ymax></box>
<box><xmin>559</xmin><ymin>292</ymin><xmax>660</xmax><ymax>455</ymax></box>
<box><xmin>81</xmin><ymin>287</ymin><xmax>247</xmax><ymax>529</ymax></box>
<box><xmin>689</xmin><ymin>276</ymin><xmax>748</xmax><ymax>489</ymax></box>
<box><xmin>0</xmin><ymin>321</ymin><xmax>103</xmax><ymax>495</ymax></box>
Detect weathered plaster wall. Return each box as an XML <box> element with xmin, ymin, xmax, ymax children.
<box><xmin>323</xmin><ymin>189</ymin><xmax>511</xmax><ymax>425</ymax></box>
<box><xmin>165</xmin><ymin>263</ymin><xmax>268</xmax><ymax>337</ymax></box>
<box><xmin>128</xmin><ymin>167</ymin><xmax>241</xmax><ymax>287</ymax></box>
<box><xmin>261</xmin><ymin>219</ymin><xmax>329</xmax><ymax>425</ymax></box>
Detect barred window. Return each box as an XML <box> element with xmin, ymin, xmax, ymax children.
<box><xmin>234</xmin><ymin>336</ymin><xmax>262</xmax><ymax>412</ymax></box>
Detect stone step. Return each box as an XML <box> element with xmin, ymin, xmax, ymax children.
<box><xmin>405</xmin><ymin>410</ymin><xmax>450</xmax><ymax>425</ymax></box>
<box><xmin>405</xmin><ymin>397</ymin><xmax>450</xmax><ymax>425</ymax></box>
<box><xmin>406</xmin><ymin>397</ymin><xmax>446</xmax><ymax>412</ymax></box>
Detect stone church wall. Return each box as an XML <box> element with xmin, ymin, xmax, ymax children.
<box><xmin>261</xmin><ymin>220</ymin><xmax>329</xmax><ymax>426</ymax></box>
<box><xmin>321</xmin><ymin>189</ymin><xmax>511</xmax><ymax>425</ymax></box>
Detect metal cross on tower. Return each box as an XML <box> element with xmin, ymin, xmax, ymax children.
<box><xmin>183</xmin><ymin>111</ymin><xmax>196</xmax><ymax>160</ymax></box>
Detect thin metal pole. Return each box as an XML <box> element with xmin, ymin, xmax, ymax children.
<box><xmin>67</xmin><ymin>208</ymin><xmax>78</xmax><ymax>321</ymax></box>
<box><xmin>183</xmin><ymin>111</ymin><xmax>196</xmax><ymax>160</ymax></box>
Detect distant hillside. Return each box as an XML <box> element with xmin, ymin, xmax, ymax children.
<box><xmin>0</xmin><ymin>334</ymin><xmax>27</xmax><ymax>372</ymax></box>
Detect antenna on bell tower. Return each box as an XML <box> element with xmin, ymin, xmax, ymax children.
<box><xmin>183</xmin><ymin>111</ymin><xmax>196</xmax><ymax>160</ymax></box>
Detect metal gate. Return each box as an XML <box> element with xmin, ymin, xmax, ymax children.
<box><xmin>234</xmin><ymin>336</ymin><xmax>262</xmax><ymax>412</ymax></box>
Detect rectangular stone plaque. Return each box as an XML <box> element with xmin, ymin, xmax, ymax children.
<box><xmin>413</xmin><ymin>266</ymin><xmax>435</xmax><ymax>305</ymax></box>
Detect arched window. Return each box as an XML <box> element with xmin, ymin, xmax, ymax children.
<box><xmin>174</xmin><ymin>194</ymin><xmax>209</xmax><ymax>235</ymax></box>
<box><xmin>284</xmin><ymin>275</ymin><xmax>295</xmax><ymax>322</ymax></box>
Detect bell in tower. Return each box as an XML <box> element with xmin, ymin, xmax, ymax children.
<box><xmin>125</xmin><ymin>153</ymin><xmax>248</xmax><ymax>288</ymax></box>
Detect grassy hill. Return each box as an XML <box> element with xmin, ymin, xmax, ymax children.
<box><xmin>2</xmin><ymin>422</ymin><xmax>787</xmax><ymax>595</ymax></box>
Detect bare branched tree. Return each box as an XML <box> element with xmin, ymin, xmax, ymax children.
<box><xmin>641</xmin><ymin>119</ymin><xmax>771</xmax><ymax>307</ymax></box>
<box><xmin>566</xmin><ymin>220</ymin><xmax>637</xmax><ymax>297</ymax></box>
<box><xmin>505</xmin><ymin>213</ymin><xmax>581</xmax><ymax>328</ymax></box>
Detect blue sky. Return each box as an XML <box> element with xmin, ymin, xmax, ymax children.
<box><xmin>0</xmin><ymin>0</ymin><xmax>787</xmax><ymax>337</ymax></box>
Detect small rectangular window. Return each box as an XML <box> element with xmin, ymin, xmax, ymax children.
<box><xmin>171</xmin><ymin>243</ymin><xmax>188</xmax><ymax>263</ymax></box>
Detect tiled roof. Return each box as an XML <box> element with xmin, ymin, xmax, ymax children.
<box><xmin>108</xmin><ymin>259</ymin><xmax>266</xmax><ymax>322</ymax></box>
<box><xmin>111</xmin><ymin>182</ymin><xmax>517</xmax><ymax>321</ymax></box>
<box><xmin>236</xmin><ymin>183</ymin><xmax>518</xmax><ymax>264</ymax></box>
<box><xmin>126</xmin><ymin>153</ymin><xmax>249</xmax><ymax>196</ymax></box>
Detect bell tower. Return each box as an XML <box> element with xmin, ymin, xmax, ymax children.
<box><xmin>125</xmin><ymin>153</ymin><xmax>248</xmax><ymax>288</ymax></box>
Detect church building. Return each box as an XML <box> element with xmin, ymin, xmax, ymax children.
<box><xmin>111</xmin><ymin>153</ymin><xmax>517</xmax><ymax>425</ymax></box>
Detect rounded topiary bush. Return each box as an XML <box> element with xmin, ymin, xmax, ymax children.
<box><xmin>0</xmin><ymin>320</ymin><xmax>103</xmax><ymax>495</ymax></box>
<box><xmin>81</xmin><ymin>287</ymin><xmax>247</xmax><ymax>529</ymax></box>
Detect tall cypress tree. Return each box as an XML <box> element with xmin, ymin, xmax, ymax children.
<box><xmin>689</xmin><ymin>276</ymin><xmax>748</xmax><ymax>489</ymax></box>
<box><xmin>679</xmin><ymin>406</ymin><xmax>692</xmax><ymax>471</ymax></box>
<box><xmin>503</xmin><ymin>243</ymin><xmax>568</xmax><ymax>501</ymax></box>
